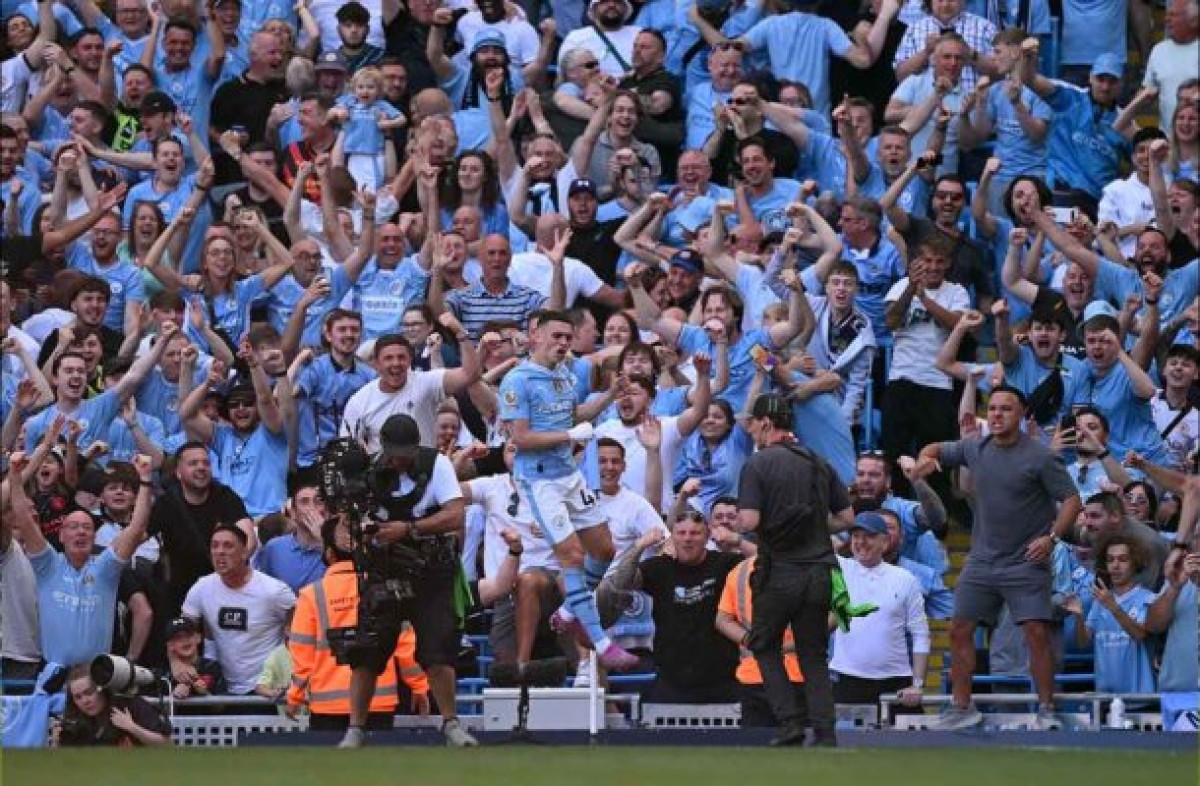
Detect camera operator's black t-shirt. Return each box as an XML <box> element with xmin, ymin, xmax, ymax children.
<box><xmin>639</xmin><ymin>551</ymin><xmax>742</xmax><ymax>690</ymax></box>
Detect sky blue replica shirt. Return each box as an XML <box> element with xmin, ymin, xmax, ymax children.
<box><xmin>29</xmin><ymin>546</ymin><xmax>125</xmax><ymax>667</ymax></box>
<box><xmin>1063</xmin><ymin>361</ymin><xmax>1171</xmax><ymax>465</ymax></box>
<box><xmin>65</xmin><ymin>245</ymin><xmax>146</xmax><ymax>331</ymax></box>
<box><xmin>1043</xmin><ymin>82</ymin><xmax>1129</xmax><ymax>198</ymax></box>
<box><xmin>294</xmin><ymin>355</ymin><xmax>378</xmax><ymax>468</ymax></box>
<box><xmin>985</xmin><ymin>83</ymin><xmax>1053</xmax><ymax>180</ymax></box>
<box><xmin>25</xmin><ymin>391</ymin><xmax>121</xmax><ymax>454</ymax></box>
<box><xmin>677</xmin><ymin>324</ymin><xmax>776</xmax><ymax>412</ymax></box>
<box><xmin>267</xmin><ymin>266</ymin><xmax>355</xmax><ymax>348</ymax></box>
<box><xmin>742</xmin><ymin>11</ymin><xmax>852</xmax><ymax>115</ymax></box>
<box><xmin>211</xmin><ymin>422</ymin><xmax>289</xmax><ymax>517</ymax></box>
<box><xmin>498</xmin><ymin>360</ymin><xmax>579</xmax><ymax>481</ymax></box>
<box><xmin>1086</xmin><ymin>584</ymin><xmax>1156</xmax><ymax>693</ymax></box>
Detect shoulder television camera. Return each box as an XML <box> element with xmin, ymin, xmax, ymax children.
<box><xmin>317</xmin><ymin>439</ymin><xmax>427</xmax><ymax>666</ymax></box>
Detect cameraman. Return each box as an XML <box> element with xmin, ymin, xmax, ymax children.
<box><xmin>58</xmin><ymin>664</ymin><xmax>172</xmax><ymax>748</ymax></box>
<box><xmin>340</xmin><ymin>414</ymin><xmax>474</xmax><ymax>748</ymax></box>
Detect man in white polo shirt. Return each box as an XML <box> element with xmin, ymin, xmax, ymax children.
<box><xmin>830</xmin><ymin>511</ymin><xmax>930</xmax><ymax>719</ymax></box>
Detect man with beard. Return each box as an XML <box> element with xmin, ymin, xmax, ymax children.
<box><xmin>1030</xmin><ymin>201</ymin><xmax>1198</xmax><ymax>330</ymax></box>
<box><xmin>853</xmin><ymin>451</ymin><xmax>948</xmax><ymax>576</ymax></box>
<box><xmin>427</xmin><ymin>20</ymin><xmax>523</xmax><ymax>151</ymax></box>
<box><xmin>1061</xmin><ymin>300</ymin><xmax>1172</xmax><ymax>466</ymax></box>
<box><xmin>456</xmin><ymin>0</ymin><xmax>541</xmax><ymax>70</ymax></box>
<box><xmin>334</xmin><ymin>2</ymin><xmax>384</xmax><ymax>72</ymax></box>
<box><xmin>180</xmin><ymin>345</ymin><xmax>288</xmax><ymax>518</ymax></box>
<box><xmin>210</xmin><ymin>31</ymin><xmax>288</xmax><ymax>182</ymax></box>
<box><xmin>559</xmin><ymin>0</ymin><xmax>641</xmax><ymax>79</ymax></box>
<box><xmin>72</xmin><ymin>0</ymin><xmax>154</xmax><ymax>80</ymax></box>
<box><xmin>499</xmin><ymin>310</ymin><xmax>641</xmax><ymax>672</ymax></box>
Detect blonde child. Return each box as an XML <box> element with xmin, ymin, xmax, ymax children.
<box><xmin>329</xmin><ymin>67</ymin><xmax>406</xmax><ymax>189</ymax></box>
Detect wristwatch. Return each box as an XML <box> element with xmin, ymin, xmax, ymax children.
<box><xmin>1171</xmin><ymin>540</ymin><xmax>1190</xmax><ymax>552</ymax></box>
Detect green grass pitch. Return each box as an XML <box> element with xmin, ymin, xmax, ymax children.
<box><xmin>4</xmin><ymin>746</ymin><xmax>1196</xmax><ymax>786</ymax></box>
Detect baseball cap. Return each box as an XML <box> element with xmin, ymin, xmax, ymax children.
<box><xmin>750</xmin><ymin>393</ymin><xmax>792</xmax><ymax>421</ymax></box>
<box><xmin>851</xmin><ymin>511</ymin><xmax>889</xmax><ymax>536</ymax></box>
<box><xmin>568</xmin><ymin>178</ymin><xmax>598</xmax><ymax>198</ymax></box>
<box><xmin>315</xmin><ymin>51</ymin><xmax>348</xmax><ymax>73</ymax></box>
<box><xmin>669</xmin><ymin>248</ymin><xmax>703</xmax><ymax>275</ymax></box>
<box><xmin>675</xmin><ymin>196</ymin><xmax>714</xmax><ymax>234</ymax></box>
<box><xmin>336</xmin><ymin>2</ymin><xmax>371</xmax><ymax>25</ymax></box>
<box><xmin>380</xmin><ymin>414</ymin><xmax>421</xmax><ymax>460</ymax></box>
<box><xmin>166</xmin><ymin>617</ymin><xmax>199</xmax><ymax>639</ymax></box>
<box><xmin>140</xmin><ymin>91</ymin><xmax>177</xmax><ymax>117</ymax></box>
<box><xmin>1090</xmin><ymin>53</ymin><xmax>1123</xmax><ymax>79</ymax></box>
<box><xmin>223</xmin><ymin>381</ymin><xmax>257</xmax><ymax>405</ymax></box>
<box><xmin>470</xmin><ymin>28</ymin><xmax>507</xmax><ymax>57</ymax></box>
<box><xmin>1078</xmin><ymin>300</ymin><xmax>1120</xmax><ymax>338</ymax></box>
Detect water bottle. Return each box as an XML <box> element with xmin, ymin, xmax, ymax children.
<box><xmin>1108</xmin><ymin>697</ymin><xmax>1126</xmax><ymax>729</ymax></box>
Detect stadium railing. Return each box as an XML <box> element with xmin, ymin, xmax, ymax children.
<box><xmin>880</xmin><ymin>691</ymin><xmax>1165</xmax><ymax>731</ymax></box>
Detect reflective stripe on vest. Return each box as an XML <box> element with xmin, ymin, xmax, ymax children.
<box><xmin>734</xmin><ymin>560</ymin><xmax>754</xmax><ymax>660</ymax></box>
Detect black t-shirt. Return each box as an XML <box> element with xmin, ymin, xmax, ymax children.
<box><xmin>384</xmin><ymin>12</ymin><xmax>438</xmax><ymax>96</ymax></box>
<box><xmin>639</xmin><ymin>551</ymin><xmax>742</xmax><ymax>689</ymax></box>
<box><xmin>149</xmin><ymin>482</ymin><xmax>249</xmax><ymax>610</ymax></box>
<box><xmin>738</xmin><ymin>442</ymin><xmax>851</xmax><ymax>564</ymax></box>
<box><xmin>901</xmin><ymin>218</ymin><xmax>995</xmax><ymax>301</ymax></box>
<box><xmin>566</xmin><ymin>219</ymin><xmax>624</xmax><ymax>285</ymax></box>
<box><xmin>210</xmin><ymin>74</ymin><xmax>290</xmax><ymax>185</ymax></box>
<box><xmin>711</xmin><ymin>127</ymin><xmax>799</xmax><ymax>187</ymax></box>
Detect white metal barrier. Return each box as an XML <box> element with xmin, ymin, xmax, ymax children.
<box><xmin>880</xmin><ymin>692</ymin><xmax>1165</xmax><ymax>731</ymax></box>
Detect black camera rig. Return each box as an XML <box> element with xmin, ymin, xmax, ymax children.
<box><xmin>317</xmin><ymin>439</ymin><xmax>427</xmax><ymax>666</ymax></box>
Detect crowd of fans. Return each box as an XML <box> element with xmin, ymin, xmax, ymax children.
<box><xmin>0</xmin><ymin>0</ymin><xmax>1197</xmax><ymax>746</ymax></box>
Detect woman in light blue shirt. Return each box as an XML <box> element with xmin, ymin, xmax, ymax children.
<box><xmin>674</xmin><ymin>399</ymin><xmax>754</xmax><ymax>516</ymax></box>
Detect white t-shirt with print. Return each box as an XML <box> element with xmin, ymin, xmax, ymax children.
<box><xmin>884</xmin><ymin>278</ymin><xmax>970</xmax><ymax>390</ymax></box>
<box><xmin>182</xmin><ymin>570</ymin><xmax>296</xmax><ymax>694</ymax></box>
<box><xmin>340</xmin><ymin>370</ymin><xmax>448</xmax><ymax>452</ymax></box>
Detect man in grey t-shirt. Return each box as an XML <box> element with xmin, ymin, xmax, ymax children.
<box><xmin>912</xmin><ymin>386</ymin><xmax>1081</xmax><ymax>730</ymax></box>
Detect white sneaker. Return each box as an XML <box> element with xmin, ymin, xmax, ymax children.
<box><xmin>337</xmin><ymin>727</ymin><xmax>365</xmax><ymax>749</ymax></box>
<box><xmin>442</xmin><ymin>718</ymin><xmax>479</xmax><ymax>747</ymax></box>
<box><xmin>1032</xmin><ymin>705</ymin><xmax>1062</xmax><ymax>730</ymax></box>
<box><xmin>573</xmin><ymin>659</ymin><xmax>591</xmax><ymax>688</ymax></box>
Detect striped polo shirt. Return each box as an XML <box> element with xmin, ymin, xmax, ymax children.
<box><xmin>444</xmin><ymin>280</ymin><xmax>548</xmax><ymax>340</ymax></box>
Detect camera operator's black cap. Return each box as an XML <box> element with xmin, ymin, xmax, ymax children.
<box><xmin>380</xmin><ymin>414</ymin><xmax>421</xmax><ymax>460</ymax></box>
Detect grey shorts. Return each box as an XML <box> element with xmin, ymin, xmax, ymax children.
<box><xmin>953</xmin><ymin>558</ymin><xmax>1053</xmax><ymax>626</ymax></box>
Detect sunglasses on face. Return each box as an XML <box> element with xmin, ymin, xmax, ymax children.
<box><xmin>934</xmin><ymin>190</ymin><xmax>965</xmax><ymax>202</ymax></box>
<box><xmin>579</xmin><ymin>60</ymin><xmax>599</xmax><ymax>70</ymax></box>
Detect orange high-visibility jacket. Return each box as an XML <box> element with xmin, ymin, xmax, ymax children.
<box><xmin>287</xmin><ymin>562</ymin><xmax>428</xmax><ymax>715</ymax></box>
<box><xmin>717</xmin><ymin>557</ymin><xmax>804</xmax><ymax>685</ymax></box>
